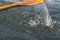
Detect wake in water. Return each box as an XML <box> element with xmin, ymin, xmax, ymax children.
<box><xmin>1</xmin><ymin>0</ymin><xmax>53</xmax><ymax>28</ymax></box>
<box><xmin>34</xmin><ymin>3</ymin><xmax>53</xmax><ymax>28</ymax></box>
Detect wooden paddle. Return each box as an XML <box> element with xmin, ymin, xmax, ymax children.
<box><xmin>0</xmin><ymin>0</ymin><xmax>45</xmax><ymax>11</ymax></box>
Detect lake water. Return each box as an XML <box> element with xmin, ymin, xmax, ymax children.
<box><xmin>0</xmin><ymin>0</ymin><xmax>60</xmax><ymax>40</ymax></box>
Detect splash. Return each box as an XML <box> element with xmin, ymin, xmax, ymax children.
<box><xmin>43</xmin><ymin>4</ymin><xmax>53</xmax><ymax>27</ymax></box>
<box><xmin>29</xmin><ymin>20</ymin><xmax>40</xmax><ymax>26</ymax></box>
<box><xmin>34</xmin><ymin>3</ymin><xmax>53</xmax><ymax>28</ymax></box>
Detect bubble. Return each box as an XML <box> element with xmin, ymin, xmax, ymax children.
<box><xmin>28</xmin><ymin>20</ymin><xmax>40</xmax><ymax>26</ymax></box>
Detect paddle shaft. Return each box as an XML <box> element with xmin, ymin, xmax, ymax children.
<box><xmin>0</xmin><ymin>0</ymin><xmax>45</xmax><ymax>11</ymax></box>
<box><xmin>0</xmin><ymin>3</ymin><xmax>19</xmax><ymax>11</ymax></box>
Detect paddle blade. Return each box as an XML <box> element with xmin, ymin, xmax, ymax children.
<box><xmin>22</xmin><ymin>0</ymin><xmax>45</xmax><ymax>6</ymax></box>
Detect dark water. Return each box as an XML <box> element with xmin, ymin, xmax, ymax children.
<box><xmin>0</xmin><ymin>1</ymin><xmax>60</xmax><ymax>40</ymax></box>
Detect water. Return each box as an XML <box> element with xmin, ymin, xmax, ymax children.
<box><xmin>1</xmin><ymin>0</ymin><xmax>22</xmax><ymax>3</ymax></box>
<box><xmin>34</xmin><ymin>4</ymin><xmax>53</xmax><ymax>28</ymax></box>
<box><xmin>0</xmin><ymin>0</ymin><xmax>60</xmax><ymax>40</ymax></box>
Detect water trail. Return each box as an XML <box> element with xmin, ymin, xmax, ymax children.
<box><xmin>44</xmin><ymin>4</ymin><xmax>53</xmax><ymax>28</ymax></box>
<box><xmin>2</xmin><ymin>0</ymin><xmax>53</xmax><ymax>28</ymax></box>
<box><xmin>34</xmin><ymin>3</ymin><xmax>53</xmax><ymax>28</ymax></box>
